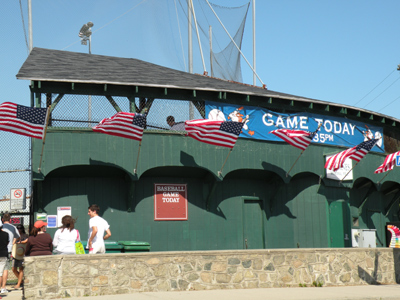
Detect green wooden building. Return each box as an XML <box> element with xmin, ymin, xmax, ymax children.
<box><xmin>16</xmin><ymin>48</ymin><xmax>400</xmax><ymax>251</ymax></box>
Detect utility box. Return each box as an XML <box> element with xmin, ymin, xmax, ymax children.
<box><xmin>351</xmin><ymin>229</ymin><xmax>376</xmax><ymax>248</ymax></box>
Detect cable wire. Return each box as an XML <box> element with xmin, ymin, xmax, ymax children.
<box><xmin>62</xmin><ymin>0</ymin><xmax>149</xmax><ymax>50</ymax></box>
<box><xmin>19</xmin><ymin>0</ymin><xmax>29</xmax><ymax>55</ymax></box>
<box><xmin>174</xmin><ymin>0</ymin><xmax>187</xmax><ymax>72</ymax></box>
<box><xmin>363</xmin><ymin>75</ymin><xmax>400</xmax><ymax>109</ymax></box>
<box><xmin>353</xmin><ymin>69</ymin><xmax>395</xmax><ymax>106</ymax></box>
<box><xmin>377</xmin><ymin>95</ymin><xmax>400</xmax><ymax>113</ymax></box>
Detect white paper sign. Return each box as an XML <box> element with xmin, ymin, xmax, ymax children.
<box><xmin>325</xmin><ymin>155</ymin><xmax>353</xmax><ymax>181</ymax></box>
<box><xmin>57</xmin><ymin>207</ymin><xmax>71</xmax><ymax>227</ymax></box>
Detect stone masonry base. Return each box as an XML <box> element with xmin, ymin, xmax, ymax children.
<box><xmin>23</xmin><ymin>248</ymin><xmax>400</xmax><ymax>299</ymax></box>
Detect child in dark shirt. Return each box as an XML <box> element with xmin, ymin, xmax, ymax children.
<box><xmin>0</xmin><ymin>220</ymin><xmax>10</xmax><ymax>299</ymax></box>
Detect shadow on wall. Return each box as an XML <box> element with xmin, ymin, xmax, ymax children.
<box><xmin>395</xmin><ymin>248</ymin><xmax>400</xmax><ymax>283</ymax></box>
<box><xmin>357</xmin><ymin>249</ymin><xmax>400</xmax><ymax>284</ymax></box>
<box><xmin>357</xmin><ymin>251</ymin><xmax>381</xmax><ymax>285</ymax></box>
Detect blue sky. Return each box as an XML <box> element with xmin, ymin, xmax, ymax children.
<box><xmin>2</xmin><ymin>0</ymin><xmax>400</xmax><ymax>120</ymax></box>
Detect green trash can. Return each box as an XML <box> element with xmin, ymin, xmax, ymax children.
<box><xmin>104</xmin><ymin>241</ymin><xmax>124</xmax><ymax>253</ymax></box>
<box><xmin>81</xmin><ymin>241</ymin><xmax>124</xmax><ymax>253</ymax></box>
<box><xmin>118</xmin><ymin>241</ymin><xmax>151</xmax><ymax>252</ymax></box>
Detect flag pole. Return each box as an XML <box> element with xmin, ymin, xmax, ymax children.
<box><xmin>340</xmin><ymin>161</ymin><xmax>360</xmax><ymax>182</ymax></box>
<box><xmin>286</xmin><ymin>123</ymin><xmax>322</xmax><ymax>177</ymax></box>
<box><xmin>217</xmin><ymin>116</ymin><xmax>248</xmax><ymax>177</ymax></box>
<box><xmin>218</xmin><ymin>148</ymin><xmax>233</xmax><ymax>177</ymax></box>
<box><xmin>134</xmin><ymin>140</ymin><xmax>142</xmax><ymax>174</ymax></box>
<box><xmin>38</xmin><ymin>106</ymin><xmax>51</xmax><ymax>172</ymax></box>
<box><xmin>286</xmin><ymin>150</ymin><xmax>305</xmax><ymax>177</ymax></box>
<box><xmin>378</xmin><ymin>168</ymin><xmax>394</xmax><ymax>184</ymax></box>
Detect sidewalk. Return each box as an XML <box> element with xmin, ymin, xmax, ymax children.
<box><xmin>0</xmin><ymin>285</ymin><xmax>22</xmax><ymax>300</ymax></box>
<box><xmin>66</xmin><ymin>285</ymin><xmax>400</xmax><ymax>300</ymax></box>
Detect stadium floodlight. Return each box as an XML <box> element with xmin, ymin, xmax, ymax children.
<box><xmin>78</xmin><ymin>22</ymin><xmax>94</xmax><ymax>50</ymax></box>
<box><xmin>78</xmin><ymin>22</ymin><xmax>94</xmax><ymax>125</ymax></box>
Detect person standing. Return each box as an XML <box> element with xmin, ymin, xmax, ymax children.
<box><xmin>1</xmin><ymin>214</ymin><xmax>19</xmax><ymax>295</ymax></box>
<box><xmin>12</xmin><ymin>225</ymin><xmax>28</xmax><ymax>290</ymax></box>
<box><xmin>87</xmin><ymin>204</ymin><xmax>111</xmax><ymax>254</ymax></box>
<box><xmin>53</xmin><ymin>215</ymin><xmax>80</xmax><ymax>255</ymax></box>
<box><xmin>25</xmin><ymin>221</ymin><xmax>53</xmax><ymax>257</ymax></box>
<box><xmin>166</xmin><ymin>115</ymin><xmax>185</xmax><ymax>131</ymax></box>
<box><xmin>0</xmin><ymin>220</ymin><xmax>9</xmax><ymax>299</ymax></box>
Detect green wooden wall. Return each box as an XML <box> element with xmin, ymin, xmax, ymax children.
<box><xmin>33</xmin><ymin>130</ymin><xmax>400</xmax><ymax>251</ymax></box>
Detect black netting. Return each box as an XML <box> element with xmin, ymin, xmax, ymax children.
<box><xmin>211</xmin><ymin>3</ymin><xmax>249</xmax><ymax>82</ymax></box>
<box><xmin>111</xmin><ymin>0</ymin><xmax>250</xmax><ymax>82</ymax></box>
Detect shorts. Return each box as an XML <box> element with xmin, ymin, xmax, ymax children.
<box><xmin>0</xmin><ymin>257</ymin><xmax>7</xmax><ymax>274</ymax></box>
<box><xmin>90</xmin><ymin>243</ymin><xmax>105</xmax><ymax>254</ymax></box>
<box><xmin>4</xmin><ymin>256</ymin><xmax>12</xmax><ymax>270</ymax></box>
<box><xmin>12</xmin><ymin>259</ymin><xmax>23</xmax><ymax>269</ymax></box>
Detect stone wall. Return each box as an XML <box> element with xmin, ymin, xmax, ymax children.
<box><xmin>24</xmin><ymin>248</ymin><xmax>400</xmax><ymax>299</ymax></box>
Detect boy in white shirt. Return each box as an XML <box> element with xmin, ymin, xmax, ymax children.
<box><xmin>87</xmin><ymin>204</ymin><xmax>111</xmax><ymax>254</ymax></box>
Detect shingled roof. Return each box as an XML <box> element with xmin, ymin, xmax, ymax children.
<box><xmin>17</xmin><ymin>48</ymin><xmax>318</xmax><ymax>101</ymax></box>
<box><xmin>16</xmin><ymin>48</ymin><xmax>400</xmax><ymax>125</ymax></box>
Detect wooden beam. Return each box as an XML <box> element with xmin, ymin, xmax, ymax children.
<box><xmin>105</xmin><ymin>95</ymin><xmax>122</xmax><ymax>112</ymax></box>
<box><xmin>50</xmin><ymin>94</ymin><xmax>65</xmax><ymax>113</ymax></box>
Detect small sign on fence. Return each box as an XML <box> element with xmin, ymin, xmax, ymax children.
<box><xmin>10</xmin><ymin>188</ymin><xmax>26</xmax><ymax>210</ymax></box>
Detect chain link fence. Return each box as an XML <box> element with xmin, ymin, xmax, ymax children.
<box><xmin>0</xmin><ymin>130</ymin><xmax>31</xmax><ymax>217</ymax></box>
<box><xmin>43</xmin><ymin>94</ymin><xmax>206</xmax><ymax>131</ymax></box>
<box><xmin>1</xmin><ymin>95</ymin><xmax>207</xmax><ymax>225</ymax></box>
<box><xmin>0</xmin><ymin>131</ymin><xmax>31</xmax><ymax>282</ymax></box>
<box><xmin>0</xmin><ymin>94</ymin><xmax>206</xmax><ymax>282</ymax></box>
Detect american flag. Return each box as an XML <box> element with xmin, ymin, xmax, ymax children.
<box><xmin>325</xmin><ymin>138</ymin><xmax>379</xmax><ymax>171</ymax></box>
<box><xmin>0</xmin><ymin>102</ymin><xmax>48</xmax><ymax>139</ymax></box>
<box><xmin>269</xmin><ymin>128</ymin><xmax>319</xmax><ymax>151</ymax></box>
<box><xmin>92</xmin><ymin>112</ymin><xmax>146</xmax><ymax>141</ymax></box>
<box><xmin>185</xmin><ymin>119</ymin><xmax>243</xmax><ymax>148</ymax></box>
<box><xmin>374</xmin><ymin>151</ymin><xmax>400</xmax><ymax>174</ymax></box>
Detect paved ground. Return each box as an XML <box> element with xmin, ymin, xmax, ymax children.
<box><xmin>5</xmin><ymin>284</ymin><xmax>400</xmax><ymax>300</ymax></box>
<box><xmin>66</xmin><ymin>285</ymin><xmax>400</xmax><ymax>300</ymax></box>
<box><xmin>0</xmin><ymin>285</ymin><xmax>22</xmax><ymax>300</ymax></box>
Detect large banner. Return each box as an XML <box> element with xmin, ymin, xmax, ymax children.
<box><xmin>205</xmin><ymin>101</ymin><xmax>384</xmax><ymax>153</ymax></box>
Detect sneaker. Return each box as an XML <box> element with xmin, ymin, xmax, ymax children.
<box><xmin>0</xmin><ymin>288</ymin><xmax>8</xmax><ymax>294</ymax></box>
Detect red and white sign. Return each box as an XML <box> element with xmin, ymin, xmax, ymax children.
<box><xmin>154</xmin><ymin>184</ymin><xmax>187</xmax><ymax>221</ymax></box>
<box><xmin>10</xmin><ymin>188</ymin><xmax>26</xmax><ymax>210</ymax></box>
<box><xmin>13</xmin><ymin>190</ymin><xmax>23</xmax><ymax>198</ymax></box>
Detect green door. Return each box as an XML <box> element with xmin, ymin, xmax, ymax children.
<box><xmin>367</xmin><ymin>210</ymin><xmax>384</xmax><ymax>247</ymax></box>
<box><xmin>329</xmin><ymin>200</ymin><xmax>351</xmax><ymax>247</ymax></box>
<box><xmin>243</xmin><ymin>200</ymin><xmax>264</xmax><ymax>249</ymax></box>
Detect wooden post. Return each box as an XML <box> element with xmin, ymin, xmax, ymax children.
<box><xmin>134</xmin><ymin>140</ymin><xmax>142</xmax><ymax>174</ymax></box>
<box><xmin>38</xmin><ymin>106</ymin><xmax>51</xmax><ymax>172</ymax></box>
<box><xmin>218</xmin><ymin>148</ymin><xmax>233</xmax><ymax>177</ymax></box>
<box><xmin>378</xmin><ymin>168</ymin><xmax>394</xmax><ymax>184</ymax></box>
<box><xmin>340</xmin><ymin>161</ymin><xmax>359</xmax><ymax>182</ymax></box>
<box><xmin>286</xmin><ymin>150</ymin><xmax>304</xmax><ymax>177</ymax></box>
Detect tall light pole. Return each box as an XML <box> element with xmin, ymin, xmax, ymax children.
<box><xmin>79</xmin><ymin>22</ymin><xmax>93</xmax><ymax>54</ymax></box>
<box><xmin>79</xmin><ymin>22</ymin><xmax>94</xmax><ymax>126</ymax></box>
